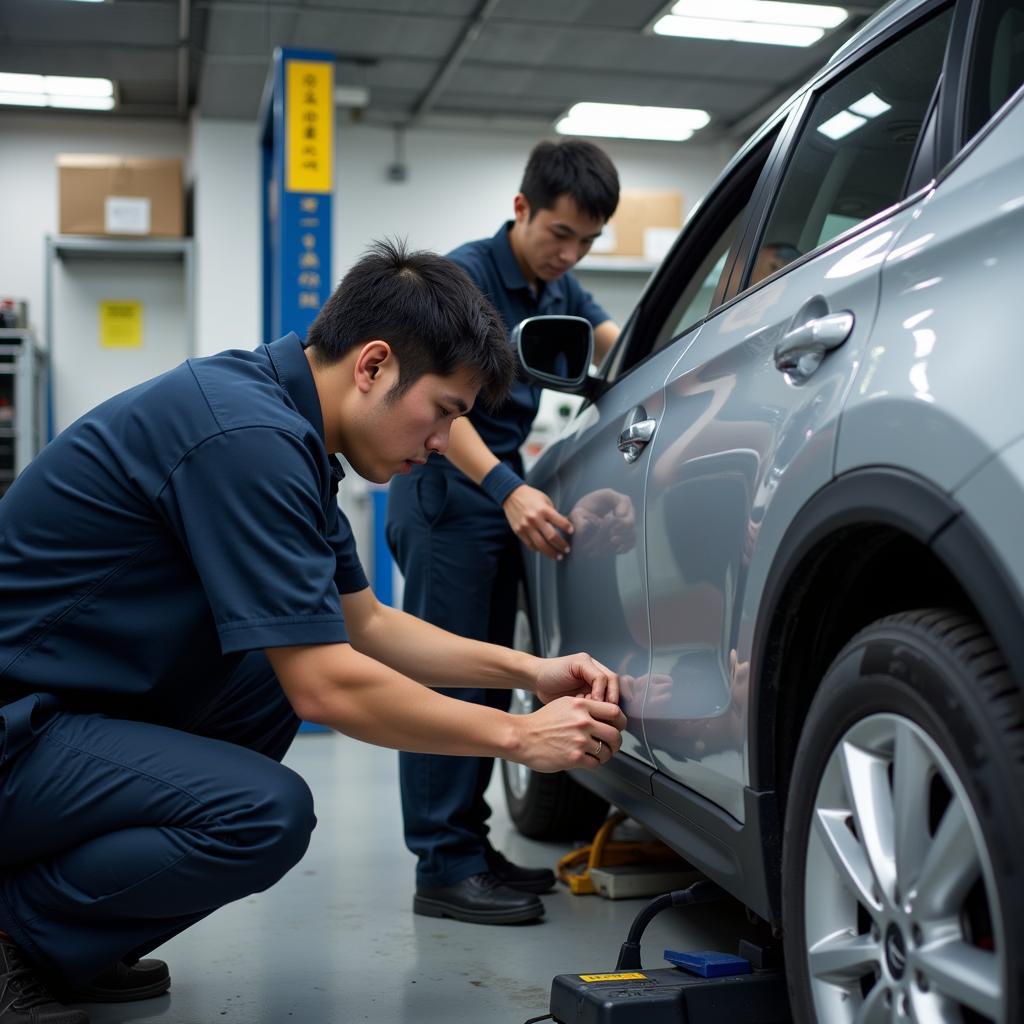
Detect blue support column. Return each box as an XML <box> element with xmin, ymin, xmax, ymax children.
<box><xmin>259</xmin><ymin>47</ymin><xmax>334</xmax><ymax>344</ymax></box>
<box><xmin>259</xmin><ymin>48</ymin><xmax>336</xmax><ymax>732</ymax></box>
<box><xmin>371</xmin><ymin>488</ymin><xmax>393</xmax><ymax>607</ymax></box>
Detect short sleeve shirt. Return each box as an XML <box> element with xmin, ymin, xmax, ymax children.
<box><xmin>447</xmin><ymin>222</ymin><xmax>610</xmax><ymax>458</ymax></box>
<box><xmin>0</xmin><ymin>333</ymin><xmax>368</xmax><ymax>714</ymax></box>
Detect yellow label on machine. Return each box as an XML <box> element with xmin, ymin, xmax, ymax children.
<box><xmin>99</xmin><ymin>301</ymin><xmax>142</xmax><ymax>348</ymax></box>
<box><xmin>286</xmin><ymin>60</ymin><xmax>333</xmax><ymax>193</ymax></box>
<box><xmin>579</xmin><ymin>973</ymin><xmax>648</xmax><ymax>982</ymax></box>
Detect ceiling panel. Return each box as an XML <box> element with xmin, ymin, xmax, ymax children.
<box><xmin>0</xmin><ymin>0</ymin><xmax>889</xmax><ymax>135</ymax></box>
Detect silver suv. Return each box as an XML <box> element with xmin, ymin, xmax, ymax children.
<box><xmin>503</xmin><ymin>0</ymin><xmax>1024</xmax><ymax>1019</ymax></box>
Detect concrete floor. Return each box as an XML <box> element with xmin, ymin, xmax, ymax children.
<box><xmin>80</xmin><ymin>733</ymin><xmax>763</xmax><ymax>1024</ymax></box>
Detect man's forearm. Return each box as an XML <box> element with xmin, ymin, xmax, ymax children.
<box><xmin>270</xmin><ymin>642</ymin><xmax>523</xmax><ymax>756</ymax></box>
<box><xmin>444</xmin><ymin>416</ymin><xmax>500</xmax><ymax>486</ymax></box>
<box><xmin>266</xmin><ymin>641</ymin><xmax>626</xmax><ymax>773</ymax></box>
<box><xmin>352</xmin><ymin>600</ymin><xmax>538</xmax><ymax>692</ymax></box>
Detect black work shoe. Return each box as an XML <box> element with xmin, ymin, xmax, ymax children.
<box><xmin>414</xmin><ymin>872</ymin><xmax>544</xmax><ymax>924</ymax></box>
<box><xmin>485</xmin><ymin>849</ymin><xmax>556</xmax><ymax>894</ymax></box>
<box><xmin>68</xmin><ymin>960</ymin><xmax>169</xmax><ymax>1004</ymax></box>
<box><xmin>0</xmin><ymin>937</ymin><xmax>89</xmax><ymax>1024</ymax></box>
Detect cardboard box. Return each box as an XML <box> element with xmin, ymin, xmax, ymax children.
<box><xmin>592</xmin><ymin>189</ymin><xmax>684</xmax><ymax>261</ymax></box>
<box><xmin>58</xmin><ymin>155</ymin><xmax>184</xmax><ymax>237</ymax></box>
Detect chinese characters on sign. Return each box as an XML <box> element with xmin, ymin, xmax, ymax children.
<box><xmin>286</xmin><ymin>61</ymin><xmax>332</xmax><ymax>194</ymax></box>
<box><xmin>264</xmin><ymin>49</ymin><xmax>331</xmax><ymax>339</ymax></box>
<box><xmin>272</xmin><ymin>53</ymin><xmax>333</xmax><ymax>338</ymax></box>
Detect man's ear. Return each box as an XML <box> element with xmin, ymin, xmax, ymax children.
<box><xmin>513</xmin><ymin>193</ymin><xmax>531</xmax><ymax>224</ymax></box>
<box><xmin>353</xmin><ymin>340</ymin><xmax>393</xmax><ymax>394</ymax></box>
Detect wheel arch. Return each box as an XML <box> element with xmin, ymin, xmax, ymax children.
<box><xmin>750</xmin><ymin>467</ymin><xmax>1024</xmax><ymax>812</ymax></box>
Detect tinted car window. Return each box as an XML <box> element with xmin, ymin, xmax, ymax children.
<box><xmin>750</xmin><ymin>7</ymin><xmax>953</xmax><ymax>283</ymax></box>
<box><xmin>964</xmin><ymin>0</ymin><xmax>1024</xmax><ymax>140</ymax></box>
<box><xmin>656</xmin><ymin>206</ymin><xmax>746</xmax><ymax>353</ymax></box>
<box><xmin>608</xmin><ymin>129</ymin><xmax>779</xmax><ymax>381</ymax></box>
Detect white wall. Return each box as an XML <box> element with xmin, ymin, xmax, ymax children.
<box><xmin>332</xmin><ymin>121</ymin><xmax>736</xmax><ymax>279</ymax></box>
<box><xmin>1</xmin><ymin>107</ymin><xmax>737</xmax><ymax>360</ymax></box>
<box><xmin>0</xmin><ymin>111</ymin><xmax>189</xmax><ymax>343</ymax></box>
<box><xmin>190</xmin><ymin>115</ymin><xmax>262</xmax><ymax>356</ymax></box>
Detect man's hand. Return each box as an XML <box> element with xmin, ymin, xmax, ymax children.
<box><xmin>569</xmin><ymin>488</ymin><xmax>637</xmax><ymax>557</ymax></box>
<box><xmin>534</xmin><ymin>652</ymin><xmax>619</xmax><ymax>705</ymax></box>
<box><xmin>503</xmin><ymin>484</ymin><xmax>573</xmax><ymax>560</ymax></box>
<box><xmin>513</xmin><ymin>696</ymin><xmax>626</xmax><ymax>773</ymax></box>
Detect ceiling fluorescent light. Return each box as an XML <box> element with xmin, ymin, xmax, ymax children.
<box><xmin>0</xmin><ymin>73</ymin><xmax>47</xmax><ymax>94</ymax></box>
<box><xmin>49</xmin><ymin>95</ymin><xmax>116</xmax><ymax>110</ymax></box>
<box><xmin>0</xmin><ymin>92</ymin><xmax>47</xmax><ymax>107</ymax></box>
<box><xmin>45</xmin><ymin>75</ymin><xmax>113</xmax><ymax>97</ymax></box>
<box><xmin>655</xmin><ymin>15</ymin><xmax>823</xmax><ymax>45</ymax></box>
<box><xmin>334</xmin><ymin>85</ymin><xmax>370</xmax><ymax>108</ymax></box>
<box><xmin>817</xmin><ymin>109</ymin><xmax>866</xmax><ymax>140</ymax></box>
<box><xmin>848</xmin><ymin>92</ymin><xmax>891</xmax><ymax>118</ymax></box>
<box><xmin>654</xmin><ymin>0</ymin><xmax>846</xmax><ymax>46</ymax></box>
<box><xmin>671</xmin><ymin>0</ymin><xmax>847</xmax><ymax>28</ymax></box>
<box><xmin>0</xmin><ymin>74</ymin><xmax>115</xmax><ymax>110</ymax></box>
<box><xmin>556</xmin><ymin>101</ymin><xmax>710</xmax><ymax>142</ymax></box>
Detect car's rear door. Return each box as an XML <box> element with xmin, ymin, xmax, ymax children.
<box><xmin>637</xmin><ymin>0</ymin><xmax>956</xmax><ymax>822</ymax></box>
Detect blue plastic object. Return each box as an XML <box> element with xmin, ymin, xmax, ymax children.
<box><xmin>664</xmin><ymin>949</ymin><xmax>752</xmax><ymax>978</ymax></box>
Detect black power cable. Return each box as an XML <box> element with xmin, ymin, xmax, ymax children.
<box><xmin>615</xmin><ymin>880</ymin><xmax>723</xmax><ymax>970</ymax></box>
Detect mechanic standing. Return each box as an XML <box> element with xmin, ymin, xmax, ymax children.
<box><xmin>386</xmin><ymin>140</ymin><xmax>622</xmax><ymax>926</ymax></box>
<box><xmin>0</xmin><ymin>241</ymin><xmax>625</xmax><ymax>1024</ymax></box>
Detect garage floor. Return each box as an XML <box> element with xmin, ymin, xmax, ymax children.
<box><xmin>80</xmin><ymin>734</ymin><xmax>763</xmax><ymax>1024</ymax></box>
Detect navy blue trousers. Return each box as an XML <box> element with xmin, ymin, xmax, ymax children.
<box><xmin>386</xmin><ymin>466</ymin><xmax>521</xmax><ymax>888</ymax></box>
<box><xmin>0</xmin><ymin>652</ymin><xmax>314</xmax><ymax>985</ymax></box>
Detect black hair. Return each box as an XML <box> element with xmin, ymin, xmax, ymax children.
<box><xmin>519</xmin><ymin>139</ymin><xmax>620</xmax><ymax>223</ymax></box>
<box><xmin>306</xmin><ymin>239</ymin><xmax>514</xmax><ymax>409</ymax></box>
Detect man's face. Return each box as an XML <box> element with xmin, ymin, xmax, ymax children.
<box><xmin>349</xmin><ymin>363</ymin><xmax>479</xmax><ymax>484</ymax></box>
<box><xmin>513</xmin><ymin>193</ymin><xmax>606</xmax><ymax>283</ymax></box>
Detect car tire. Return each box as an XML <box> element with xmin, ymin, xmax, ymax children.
<box><xmin>501</xmin><ymin>687</ymin><xmax>611</xmax><ymax>841</ymax></box>
<box><xmin>782</xmin><ymin>608</ymin><xmax>1024</xmax><ymax>1024</ymax></box>
<box><xmin>502</xmin><ymin>594</ymin><xmax>611</xmax><ymax>841</ymax></box>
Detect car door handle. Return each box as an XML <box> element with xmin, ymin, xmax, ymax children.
<box><xmin>617</xmin><ymin>419</ymin><xmax>656</xmax><ymax>463</ymax></box>
<box><xmin>774</xmin><ymin>310</ymin><xmax>855</xmax><ymax>383</ymax></box>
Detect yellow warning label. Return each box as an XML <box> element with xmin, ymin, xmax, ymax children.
<box><xmin>286</xmin><ymin>60</ymin><xmax>333</xmax><ymax>193</ymax></box>
<box><xmin>579</xmin><ymin>973</ymin><xmax>647</xmax><ymax>982</ymax></box>
<box><xmin>99</xmin><ymin>300</ymin><xmax>142</xmax><ymax>348</ymax></box>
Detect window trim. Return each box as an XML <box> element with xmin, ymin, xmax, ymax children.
<box><xmin>901</xmin><ymin>75</ymin><xmax>944</xmax><ymax>196</ymax></box>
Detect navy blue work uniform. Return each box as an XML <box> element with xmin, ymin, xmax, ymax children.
<box><xmin>0</xmin><ymin>334</ymin><xmax>368</xmax><ymax>985</ymax></box>
<box><xmin>386</xmin><ymin>222</ymin><xmax>609</xmax><ymax>889</ymax></box>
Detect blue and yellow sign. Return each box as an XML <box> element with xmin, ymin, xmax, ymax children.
<box><xmin>260</xmin><ymin>48</ymin><xmax>334</xmax><ymax>343</ymax></box>
<box><xmin>285</xmin><ymin>60</ymin><xmax>333</xmax><ymax>194</ymax></box>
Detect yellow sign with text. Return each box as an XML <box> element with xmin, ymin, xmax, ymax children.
<box><xmin>99</xmin><ymin>301</ymin><xmax>143</xmax><ymax>348</ymax></box>
<box><xmin>578</xmin><ymin>973</ymin><xmax>647</xmax><ymax>982</ymax></box>
<box><xmin>286</xmin><ymin>60</ymin><xmax>333</xmax><ymax>193</ymax></box>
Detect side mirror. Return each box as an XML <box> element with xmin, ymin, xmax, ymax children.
<box><xmin>511</xmin><ymin>315</ymin><xmax>594</xmax><ymax>393</ymax></box>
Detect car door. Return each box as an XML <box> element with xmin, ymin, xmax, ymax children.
<box><xmin>526</xmin><ymin>128</ymin><xmax>782</xmax><ymax>766</ymax></box>
<box><xmin>637</xmin><ymin>1</ymin><xmax>956</xmax><ymax>821</ymax></box>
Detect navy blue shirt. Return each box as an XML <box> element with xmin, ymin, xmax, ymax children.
<box><xmin>0</xmin><ymin>334</ymin><xmax>367</xmax><ymax>716</ymax></box>
<box><xmin>447</xmin><ymin>222</ymin><xmax>609</xmax><ymax>459</ymax></box>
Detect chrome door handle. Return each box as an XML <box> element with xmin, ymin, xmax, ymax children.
<box><xmin>617</xmin><ymin>418</ymin><xmax>656</xmax><ymax>463</ymax></box>
<box><xmin>774</xmin><ymin>310</ymin><xmax>855</xmax><ymax>383</ymax></box>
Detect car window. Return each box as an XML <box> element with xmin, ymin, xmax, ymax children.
<box><xmin>964</xmin><ymin>0</ymin><xmax>1024</xmax><ymax>140</ymax></box>
<box><xmin>657</xmin><ymin>207</ymin><xmax>746</xmax><ymax>349</ymax></box>
<box><xmin>607</xmin><ymin>128</ymin><xmax>780</xmax><ymax>382</ymax></box>
<box><xmin>748</xmin><ymin>6</ymin><xmax>953</xmax><ymax>285</ymax></box>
